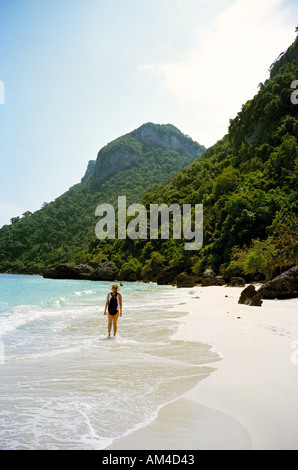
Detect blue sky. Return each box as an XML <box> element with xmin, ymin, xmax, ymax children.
<box><xmin>0</xmin><ymin>0</ymin><xmax>297</xmax><ymax>227</ymax></box>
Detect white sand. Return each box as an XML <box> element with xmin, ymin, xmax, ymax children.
<box><xmin>108</xmin><ymin>285</ymin><xmax>298</xmax><ymax>450</ymax></box>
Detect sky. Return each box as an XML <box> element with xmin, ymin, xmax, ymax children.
<box><xmin>0</xmin><ymin>0</ymin><xmax>297</xmax><ymax>227</ymax></box>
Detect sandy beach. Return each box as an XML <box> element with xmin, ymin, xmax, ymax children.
<box><xmin>108</xmin><ymin>285</ymin><xmax>298</xmax><ymax>450</ymax></box>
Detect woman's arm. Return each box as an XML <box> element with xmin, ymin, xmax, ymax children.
<box><xmin>104</xmin><ymin>293</ymin><xmax>109</xmax><ymax>315</ymax></box>
<box><xmin>119</xmin><ymin>293</ymin><xmax>122</xmax><ymax>316</ymax></box>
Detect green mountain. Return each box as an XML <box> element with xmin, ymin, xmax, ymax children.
<box><xmin>0</xmin><ymin>123</ymin><xmax>205</xmax><ymax>273</ymax></box>
<box><xmin>84</xmin><ymin>34</ymin><xmax>298</xmax><ymax>283</ymax></box>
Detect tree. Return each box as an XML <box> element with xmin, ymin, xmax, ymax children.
<box><xmin>230</xmin><ymin>238</ymin><xmax>276</xmax><ymax>281</ymax></box>
<box><xmin>244</xmin><ymin>238</ymin><xmax>276</xmax><ymax>281</ymax></box>
<box><xmin>213</xmin><ymin>167</ymin><xmax>239</xmax><ymax>198</ymax></box>
<box><xmin>271</xmin><ymin>212</ymin><xmax>298</xmax><ymax>270</ymax></box>
<box><xmin>22</xmin><ymin>211</ymin><xmax>32</xmax><ymax>218</ymax></box>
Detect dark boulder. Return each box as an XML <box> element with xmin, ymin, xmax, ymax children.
<box><xmin>43</xmin><ymin>261</ymin><xmax>119</xmax><ymax>281</ymax></box>
<box><xmin>203</xmin><ymin>268</ymin><xmax>216</xmax><ymax>278</ymax></box>
<box><xmin>77</xmin><ymin>264</ymin><xmax>96</xmax><ymax>279</ymax></box>
<box><xmin>90</xmin><ymin>262</ymin><xmax>119</xmax><ymax>281</ymax></box>
<box><xmin>258</xmin><ymin>266</ymin><xmax>298</xmax><ymax>299</ymax></box>
<box><xmin>173</xmin><ymin>272</ymin><xmax>196</xmax><ymax>288</ymax></box>
<box><xmin>238</xmin><ymin>284</ymin><xmax>263</xmax><ymax>306</ymax></box>
<box><xmin>201</xmin><ymin>276</ymin><xmax>225</xmax><ymax>287</ymax></box>
<box><xmin>43</xmin><ymin>264</ymin><xmax>84</xmax><ymax>280</ymax></box>
<box><xmin>200</xmin><ymin>268</ymin><xmax>225</xmax><ymax>287</ymax></box>
<box><xmin>228</xmin><ymin>277</ymin><xmax>246</xmax><ymax>287</ymax></box>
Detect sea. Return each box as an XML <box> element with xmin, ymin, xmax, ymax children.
<box><xmin>0</xmin><ymin>273</ymin><xmax>219</xmax><ymax>450</ymax></box>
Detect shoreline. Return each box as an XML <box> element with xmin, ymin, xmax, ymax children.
<box><xmin>107</xmin><ymin>285</ymin><xmax>298</xmax><ymax>450</ymax></box>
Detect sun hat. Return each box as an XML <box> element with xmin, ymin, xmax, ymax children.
<box><xmin>109</xmin><ymin>284</ymin><xmax>121</xmax><ymax>291</ymax></box>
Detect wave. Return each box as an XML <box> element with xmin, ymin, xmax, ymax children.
<box><xmin>0</xmin><ymin>304</ymin><xmax>48</xmax><ymax>337</ymax></box>
<box><xmin>102</xmin><ymin>369</ymin><xmax>214</xmax><ymax>450</ymax></box>
<box><xmin>0</xmin><ymin>302</ymin><xmax>77</xmax><ymax>337</ymax></box>
<box><xmin>9</xmin><ymin>343</ymin><xmax>92</xmax><ymax>362</ymax></box>
<box><xmin>73</xmin><ymin>290</ymin><xmax>94</xmax><ymax>296</ymax></box>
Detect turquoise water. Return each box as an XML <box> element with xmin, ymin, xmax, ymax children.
<box><xmin>0</xmin><ymin>274</ymin><xmax>219</xmax><ymax>449</ymax></box>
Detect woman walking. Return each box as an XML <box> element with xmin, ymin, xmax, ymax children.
<box><xmin>104</xmin><ymin>284</ymin><xmax>122</xmax><ymax>337</ymax></box>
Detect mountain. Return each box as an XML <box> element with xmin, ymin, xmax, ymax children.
<box><xmin>82</xmin><ymin>122</ymin><xmax>204</xmax><ymax>184</ymax></box>
<box><xmin>0</xmin><ymin>123</ymin><xmax>205</xmax><ymax>273</ymax></box>
<box><xmin>83</xmin><ymin>34</ymin><xmax>298</xmax><ymax>283</ymax></box>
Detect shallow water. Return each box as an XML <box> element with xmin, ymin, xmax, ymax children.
<box><xmin>0</xmin><ymin>274</ymin><xmax>219</xmax><ymax>449</ymax></box>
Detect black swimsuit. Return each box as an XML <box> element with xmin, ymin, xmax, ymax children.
<box><xmin>108</xmin><ymin>292</ymin><xmax>119</xmax><ymax>316</ymax></box>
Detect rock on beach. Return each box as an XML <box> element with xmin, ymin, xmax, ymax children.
<box><xmin>258</xmin><ymin>266</ymin><xmax>298</xmax><ymax>300</ymax></box>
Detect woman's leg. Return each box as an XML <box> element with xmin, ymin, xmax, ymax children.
<box><xmin>108</xmin><ymin>314</ymin><xmax>113</xmax><ymax>337</ymax></box>
<box><xmin>112</xmin><ymin>312</ymin><xmax>119</xmax><ymax>336</ymax></box>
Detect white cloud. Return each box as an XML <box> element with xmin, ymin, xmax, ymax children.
<box><xmin>139</xmin><ymin>0</ymin><xmax>296</xmax><ymax>147</ymax></box>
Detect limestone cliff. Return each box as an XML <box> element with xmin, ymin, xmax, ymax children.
<box><xmin>132</xmin><ymin>123</ymin><xmax>204</xmax><ymax>157</ymax></box>
<box><xmin>81</xmin><ymin>122</ymin><xmax>205</xmax><ymax>184</ymax></box>
<box><xmin>81</xmin><ymin>160</ymin><xmax>96</xmax><ymax>183</ymax></box>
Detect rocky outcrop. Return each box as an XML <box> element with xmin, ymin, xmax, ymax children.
<box><xmin>43</xmin><ymin>261</ymin><xmax>119</xmax><ymax>281</ymax></box>
<box><xmin>201</xmin><ymin>276</ymin><xmax>225</xmax><ymax>286</ymax></box>
<box><xmin>82</xmin><ymin>122</ymin><xmax>206</xmax><ymax>185</ymax></box>
<box><xmin>93</xmin><ymin>143</ymin><xmax>141</xmax><ymax>183</ymax></box>
<box><xmin>91</xmin><ymin>262</ymin><xmax>119</xmax><ymax>281</ymax></box>
<box><xmin>200</xmin><ymin>268</ymin><xmax>225</xmax><ymax>286</ymax></box>
<box><xmin>133</xmin><ymin>123</ymin><xmax>205</xmax><ymax>157</ymax></box>
<box><xmin>173</xmin><ymin>272</ymin><xmax>196</xmax><ymax>288</ymax></box>
<box><xmin>258</xmin><ymin>266</ymin><xmax>298</xmax><ymax>299</ymax></box>
<box><xmin>81</xmin><ymin>160</ymin><xmax>96</xmax><ymax>183</ymax></box>
<box><xmin>42</xmin><ymin>264</ymin><xmax>86</xmax><ymax>280</ymax></box>
<box><xmin>228</xmin><ymin>277</ymin><xmax>246</xmax><ymax>287</ymax></box>
<box><xmin>238</xmin><ymin>284</ymin><xmax>263</xmax><ymax>306</ymax></box>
